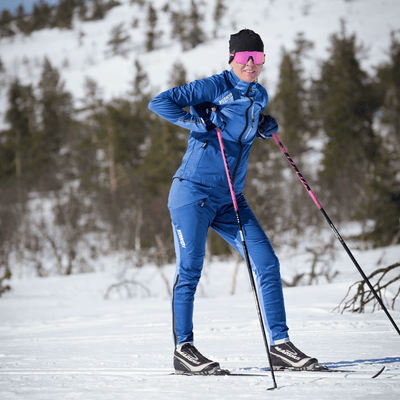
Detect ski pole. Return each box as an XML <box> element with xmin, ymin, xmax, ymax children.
<box><xmin>271</xmin><ymin>132</ymin><xmax>400</xmax><ymax>336</ymax></box>
<box><xmin>216</xmin><ymin>127</ymin><xmax>278</xmax><ymax>390</ymax></box>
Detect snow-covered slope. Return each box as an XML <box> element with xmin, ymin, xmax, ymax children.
<box><xmin>1</xmin><ymin>250</ymin><xmax>400</xmax><ymax>399</ymax></box>
<box><xmin>1</xmin><ymin>0</ymin><xmax>400</xmax><ymax>130</ymax></box>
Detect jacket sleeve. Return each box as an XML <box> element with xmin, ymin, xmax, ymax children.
<box><xmin>148</xmin><ymin>76</ymin><xmax>221</xmax><ymax>132</ymax></box>
<box><xmin>255</xmin><ymin>86</ymin><xmax>271</xmax><ymax>140</ymax></box>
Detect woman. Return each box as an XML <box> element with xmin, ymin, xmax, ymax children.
<box><xmin>148</xmin><ymin>29</ymin><xmax>319</xmax><ymax>374</ymax></box>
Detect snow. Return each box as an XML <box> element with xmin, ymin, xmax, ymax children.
<box><xmin>1</xmin><ymin>244</ymin><xmax>400</xmax><ymax>399</ymax></box>
<box><xmin>1</xmin><ymin>0</ymin><xmax>400</xmax><ymax>398</ymax></box>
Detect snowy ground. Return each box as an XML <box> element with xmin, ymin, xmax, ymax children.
<box><xmin>1</xmin><ymin>245</ymin><xmax>399</xmax><ymax>399</ymax></box>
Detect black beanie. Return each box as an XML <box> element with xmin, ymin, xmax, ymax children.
<box><xmin>229</xmin><ymin>29</ymin><xmax>264</xmax><ymax>57</ymax></box>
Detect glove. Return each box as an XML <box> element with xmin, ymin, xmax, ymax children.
<box><xmin>201</xmin><ymin>108</ymin><xmax>226</xmax><ymax>132</ymax></box>
<box><xmin>257</xmin><ymin>114</ymin><xmax>278</xmax><ymax>139</ymax></box>
<box><xmin>209</xmin><ymin>108</ymin><xmax>226</xmax><ymax>129</ymax></box>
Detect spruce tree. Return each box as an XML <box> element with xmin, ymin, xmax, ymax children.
<box><xmin>170</xmin><ymin>10</ymin><xmax>185</xmax><ymax>44</ymax></box>
<box><xmin>185</xmin><ymin>0</ymin><xmax>204</xmax><ymax>50</ymax></box>
<box><xmin>55</xmin><ymin>0</ymin><xmax>77</xmax><ymax>29</ymax></box>
<box><xmin>168</xmin><ymin>61</ymin><xmax>188</xmax><ymax>87</ymax></box>
<box><xmin>2</xmin><ymin>79</ymin><xmax>36</xmax><ymax>181</ymax></box>
<box><xmin>106</xmin><ymin>23</ymin><xmax>131</xmax><ymax>57</ymax></box>
<box><xmin>15</xmin><ymin>5</ymin><xmax>30</xmax><ymax>35</ymax></box>
<box><xmin>376</xmin><ymin>32</ymin><xmax>400</xmax><ymax>160</ymax></box>
<box><xmin>74</xmin><ymin>77</ymin><xmax>104</xmax><ymax>190</ymax></box>
<box><xmin>213</xmin><ymin>0</ymin><xmax>227</xmax><ymax>38</ymax></box>
<box><xmin>365</xmin><ymin>31</ymin><xmax>400</xmax><ymax>245</ymax></box>
<box><xmin>273</xmin><ymin>33</ymin><xmax>314</xmax><ymax>158</ymax></box>
<box><xmin>131</xmin><ymin>59</ymin><xmax>150</xmax><ymax>100</ymax></box>
<box><xmin>36</xmin><ymin>58</ymin><xmax>73</xmax><ymax>183</ymax></box>
<box><xmin>91</xmin><ymin>0</ymin><xmax>106</xmax><ymax>21</ymax></box>
<box><xmin>170</xmin><ymin>0</ymin><xmax>204</xmax><ymax>51</ymax></box>
<box><xmin>0</xmin><ymin>9</ymin><xmax>14</xmax><ymax>37</ymax></box>
<box><xmin>76</xmin><ymin>0</ymin><xmax>87</xmax><ymax>21</ymax></box>
<box><xmin>145</xmin><ymin>3</ymin><xmax>158</xmax><ymax>52</ymax></box>
<box><xmin>314</xmin><ymin>25</ymin><xmax>382</xmax><ymax>222</ymax></box>
<box><xmin>265</xmin><ymin>34</ymin><xmax>321</xmax><ymax>236</ymax></box>
<box><xmin>0</xmin><ymin>57</ymin><xmax>5</xmax><ymax>92</ymax></box>
<box><xmin>0</xmin><ymin>9</ymin><xmax>12</xmax><ymax>27</ymax></box>
<box><xmin>30</xmin><ymin>0</ymin><xmax>53</xmax><ymax>31</ymax></box>
<box><xmin>139</xmin><ymin>118</ymin><xmax>186</xmax><ymax>197</ymax></box>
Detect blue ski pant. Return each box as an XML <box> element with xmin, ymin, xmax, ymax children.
<box><xmin>168</xmin><ymin>178</ymin><xmax>289</xmax><ymax>347</ymax></box>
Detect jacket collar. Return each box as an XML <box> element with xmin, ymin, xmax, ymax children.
<box><xmin>228</xmin><ymin>68</ymin><xmax>254</xmax><ymax>94</ymax></box>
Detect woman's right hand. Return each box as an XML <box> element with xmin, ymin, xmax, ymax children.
<box><xmin>210</xmin><ymin>108</ymin><xmax>226</xmax><ymax>129</ymax></box>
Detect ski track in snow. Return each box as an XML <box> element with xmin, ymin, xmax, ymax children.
<box><xmin>1</xmin><ymin>259</ymin><xmax>400</xmax><ymax>400</ymax></box>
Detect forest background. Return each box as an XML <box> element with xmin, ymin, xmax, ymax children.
<box><xmin>0</xmin><ymin>0</ymin><xmax>399</xmax><ymax>300</ymax></box>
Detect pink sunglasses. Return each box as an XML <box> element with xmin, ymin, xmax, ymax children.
<box><xmin>230</xmin><ymin>51</ymin><xmax>265</xmax><ymax>65</ymax></box>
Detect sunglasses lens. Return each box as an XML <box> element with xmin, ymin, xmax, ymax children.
<box><xmin>233</xmin><ymin>52</ymin><xmax>264</xmax><ymax>64</ymax></box>
<box><xmin>253</xmin><ymin>53</ymin><xmax>265</xmax><ymax>64</ymax></box>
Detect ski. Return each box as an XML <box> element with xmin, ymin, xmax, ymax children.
<box><xmin>172</xmin><ymin>366</ymin><xmax>386</xmax><ymax>379</ymax></box>
<box><xmin>231</xmin><ymin>366</ymin><xmax>385</xmax><ymax>378</ymax></box>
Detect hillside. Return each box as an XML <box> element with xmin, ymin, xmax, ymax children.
<box><xmin>1</xmin><ymin>0</ymin><xmax>400</xmax><ymax>129</ymax></box>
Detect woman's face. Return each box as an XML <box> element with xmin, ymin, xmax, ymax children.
<box><xmin>230</xmin><ymin>57</ymin><xmax>263</xmax><ymax>83</ymax></box>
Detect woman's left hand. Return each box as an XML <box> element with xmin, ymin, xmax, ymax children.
<box><xmin>257</xmin><ymin>114</ymin><xmax>278</xmax><ymax>139</ymax></box>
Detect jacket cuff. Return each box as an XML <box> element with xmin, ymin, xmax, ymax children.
<box><xmin>202</xmin><ymin>117</ymin><xmax>217</xmax><ymax>132</ymax></box>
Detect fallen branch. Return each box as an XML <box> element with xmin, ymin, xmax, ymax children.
<box><xmin>334</xmin><ymin>262</ymin><xmax>400</xmax><ymax>314</ymax></box>
<box><xmin>104</xmin><ymin>279</ymin><xmax>150</xmax><ymax>299</ymax></box>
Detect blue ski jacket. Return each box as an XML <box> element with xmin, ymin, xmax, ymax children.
<box><xmin>148</xmin><ymin>69</ymin><xmax>269</xmax><ymax>192</ymax></box>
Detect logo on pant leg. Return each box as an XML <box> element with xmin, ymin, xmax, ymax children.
<box><xmin>177</xmin><ymin>229</ymin><xmax>186</xmax><ymax>248</ymax></box>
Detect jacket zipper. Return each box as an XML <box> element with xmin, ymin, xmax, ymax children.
<box><xmin>244</xmin><ymin>105</ymin><xmax>255</xmax><ymax>140</ymax></box>
<box><xmin>232</xmin><ymin>86</ymin><xmax>253</xmax><ymax>184</ymax></box>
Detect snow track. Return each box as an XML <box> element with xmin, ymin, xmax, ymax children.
<box><xmin>1</xmin><ymin>267</ymin><xmax>400</xmax><ymax>399</ymax></box>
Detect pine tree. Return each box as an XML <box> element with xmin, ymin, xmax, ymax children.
<box><xmin>145</xmin><ymin>3</ymin><xmax>158</xmax><ymax>52</ymax></box>
<box><xmin>273</xmin><ymin>33</ymin><xmax>314</xmax><ymax>158</ymax></box>
<box><xmin>136</xmin><ymin>108</ymin><xmax>187</xmax><ymax>261</ymax></box>
<box><xmin>92</xmin><ymin>95</ymin><xmax>151</xmax><ymax>251</ymax></box>
<box><xmin>376</xmin><ymin>32</ymin><xmax>400</xmax><ymax>160</ymax></box>
<box><xmin>364</xmin><ymin>31</ymin><xmax>400</xmax><ymax>245</ymax></box>
<box><xmin>0</xmin><ymin>56</ymin><xmax>5</xmax><ymax>92</ymax></box>
<box><xmin>30</xmin><ymin>0</ymin><xmax>53</xmax><ymax>31</ymax></box>
<box><xmin>139</xmin><ymin>118</ymin><xmax>186</xmax><ymax>197</ymax></box>
<box><xmin>314</xmin><ymin>24</ymin><xmax>383</xmax><ymax>223</ymax></box>
<box><xmin>2</xmin><ymin>79</ymin><xmax>36</xmax><ymax>181</ymax></box>
<box><xmin>0</xmin><ymin>9</ymin><xmax>12</xmax><ymax>26</ymax></box>
<box><xmin>131</xmin><ymin>59</ymin><xmax>150</xmax><ymax>100</ymax></box>
<box><xmin>55</xmin><ymin>0</ymin><xmax>77</xmax><ymax>29</ymax></box>
<box><xmin>266</xmin><ymin>34</ymin><xmax>320</xmax><ymax>236</ymax></box>
<box><xmin>170</xmin><ymin>0</ymin><xmax>204</xmax><ymax>51</ymax></box>
<box><xmin>213</xmin><ymin>0</ymin><xmax>227</xmax><ymax>38</ymax></box>
<box><xmin>95</xmin><ymin>97</ymin><xmax>149</xmax><ymax>194</ymax></box>
<box><xmin>170</xmin><ymin>10</ymin><xmax>185</xmax><ymax>44</ymax></box>
<box><xmin>168</xmin><ymin>61</ymin><xmax>188</xmax><ymax>87</ymax></box>
<box><xmin>106</xmin><ymin>23</ymin><xmax>131</xmax><ymax>57</ymax></box>
<box><xmin>0</xmin><ymin>9</ymin><xmax>14</xmax><ymax>37</ymax></box>
<box><xmin>74</xmin><ymin>77</ymin><xmax>104</xmax><ymax>190</ymax></box>
<box><xmin>76</xmin><ymin>0</ymin><xmax>87</xmax><ymax>20</ymax></box>
<box><xmin>36</xmin><ymin>58</ymin><xmax>73</xmax><ymax>183</ymax></box>
<box><xmin>185</xmin><ymin>0</ymin><xmax>205</xmax><ymax>50</ymax></box>
<box><xmin>15</xmin><ymin>5</ymin><xmax>30</xmax><ymax>35</ymax></box>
